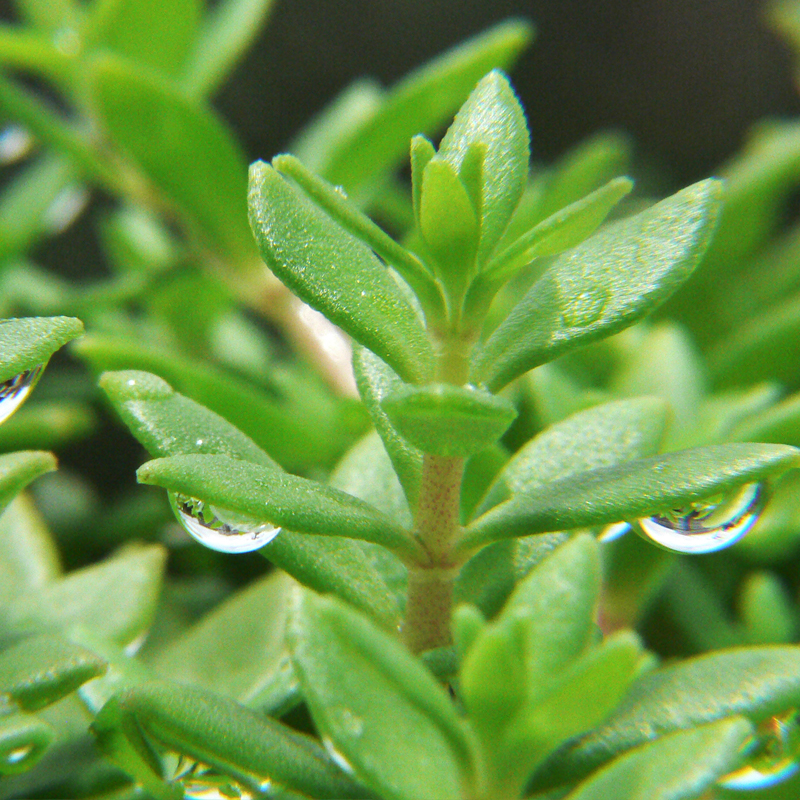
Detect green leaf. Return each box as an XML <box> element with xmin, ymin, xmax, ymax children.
<box><xmin>473</xmin><ymin>179</ymin><xmax>723</xmax><ymax>391</ymax></box>
<box><xmin>137</xmin><ymin>454</ymin><xmax>423</xmax><ymax>560</ymax></box>
<box><xmin>249</xmin><ymin>161</ymin><xmax>432</xmax><ymax>384</ymax></box>
<box><xmin>181</xmin><ymin>0</ymin><xmax>275</xmax><ymax>97</ymax></box>
<box><xmin>352</xmin><ymin>346</ymin><xmax>423</xmax><ymax>508</ymax></box>
<box><xmin>320</xmin><ymin>19</ymin><xmax>533</xmax><ymax>195</ymax></box>
<box><xmin>564</xmin><ymin>717</ymin><xmax>753</xmax><ymax>800</ymax></box>
<box><xmin>478</xmin><ymin>397</ymin><xmax>668</xmax><ymax>515</ymax></box>
<box><xmin>0</xmin><ymin>401</ymin><xmax>96</xmax><ymax>452</ymax></box>
<box><xmin>0</xmin><ymin>495</ymin><xmax>61</xmax><ymax>605</ymax></box>
<box><xmin>0</xmin><ymin>634</ymin><xmax>106</xmax><ymax>711</ymax></box>
<box><xmin>419</xmin><ymin>159</ymin><xmax>479</xmax><ymax>298</ymax></box>
<box><xmin>152</xmin><ymin>571</ymin><xmax>296</xmax><ymax>705</ymax></box>
<box><xmin>486</xmin><ymin>176</ymin><xmax>634</xmax><ymax>282</ymax></box>
<box><xmin>731</xmin><ymin>389</ymin><xmax>800</xmax><ymax>446</ymax></box>
<box><xmin>0</xmin><ymin>451</ymin><xmax>57</xmax><ymax>515</ymax></box>
<box><xmin>289</xmin><ymin>590</ymin><xmax>475</xmax><ymax>800</ymax></box>
<box><xmin>411</xmin><ymin>134</ymin><xmax>436</xmax><ymax>228</ymax></box>
<box><xmin>740</xmin><ymin>571</ymin><xmax>797</xmax><ymax>645</ymax></box>
<box><xmin>437</xmin><ymin>70</ymin><xmax>530</xmax><ymax>264</ymax></box>
<box><xmin>0</xmin><ymin>711</ymin><xmax>53</xmax><ymax>776</ymax></box>
<box><xmin>90</xmin><ymin>54</ymin><xmax>257</xmax><ymax>267</ymax></box>
<box><xmin>461</xmin><ymin>443</ymin><xmax>800</xmax><ymax>550</ymax></box>
<box><xmin>533</xmin><ymin>645</ymin><xmax>800</xmax><ymax>789</ymax></box>
<box><xmin>272</xmin><ymin>153</ymin><xmax>443</xmax><ymax>315</ymax></box>
<box><xmin>381</xmin><ymin>382</ymin><xmax>517</xmax><ymax>458</ymax></box>
<box><xmin>2</xmin><ymin>544</ymin><xmax>166</xmax><ymax>649</ymax></box>
<box><xmin>86</xmin><ymin>0</ymin><xmax>201</xmax><ymax>77</ymax></box>
<box><xmin>0</xmin><ymin>316</ymin><xmax>83</xmax><ymax>382</ymax></box>
<box><xmin>95</xmin><ymin>680</ymin><xmax>367</xmax><ymax>799</ymax></box>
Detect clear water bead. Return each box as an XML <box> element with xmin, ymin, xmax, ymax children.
<box><xmin>0</xmin><ymin>365</ymin><xmax>43</xmax><ymax>425</ymax></box>
<box><xmin>637</xmin><ymin>482</ymin><xmax>764</xmax><ymax>555</ymax></box>
<box><xmin>170</xmin><ymin>493</ymin><xmax>280</xmax><ymax>554</ymax></box>
<box><xmin>718</xmin><ymin>709</ymin><xmax>800</xmax><ymax>790</ymax></box>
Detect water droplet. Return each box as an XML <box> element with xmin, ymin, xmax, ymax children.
<box><xmin>637</xmin><ymin>482</ymin><xmax>764</xmax><ymax>555</ymax></box>
<box><xmin>718</xmin><ymin>709</ymin><xmax>800</xmax><ymax>790</ymax></box>
<box><xmin>0</xmin><ymin>125</ymin><xmax>33</xmax><ymax>164</ymax></box>
<box><xmin>598</xmin><ymin>522</ymin><xmax>631</xmax><ymax>543</ymax></box>
<box><xmin>5</xmin><ymin>745</ymin><xmax>32</xmax><ymax>765</ymax></box>
<box><xmin>170</xmin><ymin>493</ymin><xmax>280</xmax><ymax>554</ymax></box>
<box><xmin>0</xmin><ymin>365</ymin><xmax>43</xmax><ymax>425</ymax></box>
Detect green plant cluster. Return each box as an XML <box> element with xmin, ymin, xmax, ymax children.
<box><xmin>3</xmin><ymin>1</ymin><xmax>800</xmax><ymax>799</ymax></box>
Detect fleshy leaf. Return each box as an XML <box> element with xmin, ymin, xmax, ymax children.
<box><xmin>381</xmin><ymin>382</ymin><xmax>517</xmax><ymax>458</ymax></box>
<box><xmin>473</xmin><ymin>179</ymin><xmax>723</xmax><ymax>390</ymax></box>
<box><xmin>289</xmin><ymin>590</ymin><xmax>475</xmax><ymax>800</ymax></box>
<box><xmin>461</xmin><ymin>443</ymin><xmax>800</xmax><ymax>551</ymax></box>
<box><xmin>248</xmin><ymin>161</ymin><xmax>433</xmax><ymax>384</ymax></box>
<box><xmin>137</xmin><ymin>454</ymin><xmax>423</xmax><ymax>560</ymax></box>
<box><xmin>0</xmin><ymin>451</ymin><xmax>57</xmax><ymax>515</ymax></box>
<box><xmin>0</xmin><ymin>711</ymin><xmax>53</xmax><ymax>776</ymax></box>
<box><xmin>0</xmin><ymin>316</ymin><xmax>83</xmax><ymax>382</ymax></box>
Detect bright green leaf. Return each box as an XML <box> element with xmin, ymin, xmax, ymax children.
<box><xmin>381</xmin><ymin>382</ymin><xmax>517</xmax><ymax>458</ymax></box>
<box><xmin>462</xmin><ymin>443</ymin><xmax>800</xmax><ymax>550</ymax></box>
<box><xmin>473</xmin><ymin>179</ymin><xmax>723</xmax><ymax>391</ymax></box>
<box><xmin>0</xmin><ymin>451</ymin><xmax>57</xmax><ymax>515</ymax></box>
<box><xmin>0</xmin><ymin>634</ymin><xmax>106</xmax><ymax>711</ymax></box>
<box><xmin>0</xmin><ymin>711</ymin><xmax>53</xmax><ymax>776</ymax></box>
<box><xmin>0</xmin><ymin>316</ymin><xmax>83</xmax><ymax>383</ymax></box>
<box><xmin>137</xmin><ymin>453</ymin><xmax>423</xmax><ymax>560</ymax></box>
<box><xmin>289</xmin><ymin>590</ymin><xmax>475</xmax><ymax>800</ymax></box>
<box><xmin>731</xmin><ymin>389</ymin><xmax>800</xmax><ymax>446</ymax></box>
<box><xmin>740</xmin><ymin>571</ymin><xmax>797</xmax><ymax>645</ymax></box>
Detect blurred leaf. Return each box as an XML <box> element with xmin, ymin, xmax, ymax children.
<box><xmin>473</xmin><ymin>179</ymin><xmax>723</xmax><ymax>391</ymax></box>
<box><xmin>0</xmin><ymin>634</ymin><xmax>106</xmax><ymax>711</ymax></box>
<box><xmin>0</xmin><ymin>710</ymin><xmax>53</xmax><ymax>776</ymax></box>
<box><xmin>181</xmin><ymin>0</ymin><xmax>275</xmax><ymax>97</ymax></box>
<box><xmin>86</xmin><ymin>0</ymin><xmax>201</xmax><ymax>77</ymax></box>
<box><xmin>289</xmin><ymin>590</ymin><xmax>475</xmax><ymax>800</ymax></box>
<box><xmin>0</xmin><ymin>401</ymin><xmax>96</xmax><ymax>452</ymax></box>
<box><xmin>90</xmin><ymin>54</ymin><xmax>257</xmax><ymax>267</ymax></box>
<box><xmin>0</xmin><ymin>316</ymin><xmax>83</xmax><ymax>382</ymax></box>
<box><xmin>731</xmin><ymin>389</ymin><xmax>800</xmax><ymax>446</ymax></box>
<box><xmin>2</xmin><ymin>544</ymin><xmax>167</xmax><ymax>649</ymax></box>
<box><xmin>462</xmin><ymin>443</ymin><xmax>800</xmax><ymax>550</ymax></box>
<box><xmin>12</xmin><ymin>0</ymin><xmax>77</xmax><ymax>29</ymax></box>
<box><xmin>0</xmin><ymin>495</ymin><xmax>60</xmax><ymax>605</ymax></box>
<box><xmin>0</xmin><ymin>451</ymin><xmax>57</xmax><ymax>515</ymax></box>
<box><xmin>321</xmin><ymin>19</ymin><xmax>533</xmax><ymax>197</ymax></box>
<box><xmin>564</xmin><ymin>717</ymin><xmax>753</xmax><ymax>800</ymax></box>
<box><xmin>95</xmin><ymin>680</ymin><xmax>368</xmax><ymax>799</ymax></box>
<box><xmin>249</xmin><ymin>162</ymin><xmax>433</xmax><ymax>384</ymax></box>
<box><xmin>138</xmin><ymin>453</ymin><xmax>424</xmax><ymax>560</ymax></box>
<box><xmin>740</xmin><ymin>571</ymin><xmax>797</xmax><ymax>645</ymax></box>
<box><xmin>533</xmin><ymin>645</ymin><xmax>800</xmax><ymax>789</ymax></box>
<box><xmin>381</xmin><ymin>382</ymin><xmax>517</xmax><ymax>458</ymax></box>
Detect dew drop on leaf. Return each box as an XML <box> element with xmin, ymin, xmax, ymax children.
<box><xmin>636</xmin><ymin>482</ymin><xmax>764</xmax><ymax>554</ymax></box>
<box><xmin>597</xmin><ymin>521</ymin><xmax>632</xmax><ymax>543</ymax></box>
<box><xmin>4</xmin><ymin>745</ymin><xmax>33</xmax><ymax>766</ymax></box>
<box><xmin>0</xmin><ymin>365</ymin><xmax>43</xmax><ymax>425</ymax></box>
<box><xmin>170</xmin><ymin>493</ymin><xmax>280</xmax><ymax>554</ymax></box>
<box><xmin>718</xmin><ymin>709</ymin><xmax>800</xmax><ymax>791</ymax></box>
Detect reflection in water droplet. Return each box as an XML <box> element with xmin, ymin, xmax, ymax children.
<box><xmin>170</xmin><ymin>493</ymin><xmax>280</xmax><ymax>554</ymax></box>
<box><xmin>0</xmin><ymin>365</ymin><xmax>43</xmax><ymax>425</ymax></box>
<box><xmin>168</xmin><ymin>756</ymin><xmax>256</xmax><ymax>799</ymax></box>
<box><xmin>5</xmin><ymin>745</ymin><xmax>32</xmax><ymax>765</ymax></box>
<box><xmin>637</xmin><ymin>482</ymin><xmax>764</xmax><ymax>555</ymax></box>
<box><xmin>718</xmin><ymin>709</ymin><xmax>800</xmax><ymax>790</ymax></box>
<box><xmin>0</xmin><ymin>125</ymin><xmax>33</xmax><ymax>164</ymax></box>
<box><xmin>598</xmin><ymin>522</ymin><xmax>631</xmax><ymax>543</ymax></box>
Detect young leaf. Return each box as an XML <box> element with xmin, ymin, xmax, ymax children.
<box><xmin>381</xmin><ymin>382</ymin><xmax>517</xmax><ymax>458</ymax></box>
<box><xmin>181</xmin><ymin>0</ymin><xmax>276</xmax><ymax>97</ymax></box>
<box><xmin>289</xmin><ymin>590</ymin><xmax>476</xmax><ymax>800</ymax></box>
<box><xmin>86</xmin><ymin>0</ymin><xmax>201</xmax><ymax>77</ymax></box>
<box><xmin>95</xmin><ymin>680</ymin><xmax>368</xmax><ymax>799</ymax></box>
<box><xmin>0</xmin><ymin>634</ymin><xmax>106</xmax><ymax>711</ymax></box>
<box><xmin>137</xmin><ymin>454</ymin><xmax>424</xmax><ymax>560</ymax></box>
<box><xmin>0</xmin><ymin>711</ymin><xmax>54</xmax><ymax>776</ymax></box>
<box><xmin>473</xmin><ymin>179</ymin><xmax>723</xmax><ymax>391</ymax></box>
<box><xmin>321</xmin><ymin>19</ymin><xmax>533</xmax><ymax>194</ymax></box>
<box><xmin>90</xmin><ymin>55</ymin><xmax>257</xmax><ymax>267</ymax></box>
<box><xmin>248</xmin><ymin>162</ymin><xmax>433</xmax><ymax>384</ymax></box>
<box><xmin>434</xmin><ymin>70</ymin><xmax>529</xmax><ymax>264</ymax></box>
<box><xmin>0</xmin><ymin>316</ymin><xmax>83</xmax><ymax>382</ymax></box>
<box><xmin>563</xmin><ymin>717</ymin><xmax>753</xmax><ymax>800</ymax></box>
<box><xmin>2</xmin><ymin>544</ymin><xmax>166</xmax><ymax>649</ymax></box>
<box><xmin>0</xmin><ymin>451</ymin><xmax>57</xmax><ymax>515</ymax></box>
<box><xmin>411</xmin><ymin>134</ymin><xmax>436</xmax><ymax>227</ymax></box>
<box><xmin>462</xmin><ymin>443</ymin><xmax>800</xmax><ymax>550</ymax></box>
<box><xmin>533</xmin><ymin>645</ymin><xmax>800</xmax><ymax>789</ymax></box>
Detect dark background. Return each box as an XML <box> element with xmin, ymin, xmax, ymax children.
<box><xmin>217</xmin><ymin>0</ymin><xmax>800</xmax><ymax>190</ymax></box>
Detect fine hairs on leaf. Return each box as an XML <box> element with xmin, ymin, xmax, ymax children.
<box><xmin>2</xmin><ymin>6</ymin><xmax>800</xmax><ymax>800</ymax></box>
